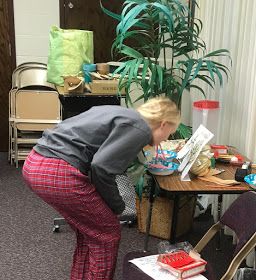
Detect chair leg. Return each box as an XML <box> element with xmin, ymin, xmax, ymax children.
<box><xmin>14</xmin><ymin>126</ymin><xmax>19</xmax><ymax>168</ymax></box>
<box><xmin>9</xmin><ymin>123</ymin><xmax>13</xmax><ymax>164</ymax></box>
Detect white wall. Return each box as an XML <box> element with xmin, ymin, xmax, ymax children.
<box><xmin>13</xmin><ymin>0</ymin><xmax>59</xmax><ymax>66</ymax></box>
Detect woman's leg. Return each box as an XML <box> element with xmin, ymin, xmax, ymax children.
<box><xmin>23</xmin><ymin>150</ymin><xmax>121</xmax><ymax>280</ymax></box>
<box><xmin>71</xmin><ymin>229</ymin><xmax>119</xmax><ymax>280</ymax></box>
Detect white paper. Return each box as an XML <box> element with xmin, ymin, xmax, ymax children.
<box><xmin>177</xmin><ymin>125</ymin><xmax>214</xmax><ymax>181</ymax></box>
<box><xmin>129</xmin><ymin>255</ymin><xmax>208</xmax><ymax>280</ymax></box>
<box><xmin>182</xmin><ymin>173</ymin><xmax>192</xmax><ymax>181</ymax></box>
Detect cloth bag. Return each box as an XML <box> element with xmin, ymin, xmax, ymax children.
<box><xmin>47</xmin><ymin>26</ymin><xmax>94</xmax><ymax>86</ymax></box>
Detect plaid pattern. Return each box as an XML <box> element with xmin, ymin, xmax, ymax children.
<box><xmin>23</xmin><ymin>150</ymin><xmax>121</xmax><ymax>280</ymax></box>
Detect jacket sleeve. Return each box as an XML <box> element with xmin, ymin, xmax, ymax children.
<box><xmin>90</xmin><ymin>123</ymin><xmax>151</xmax><ymax>214</ymax></box>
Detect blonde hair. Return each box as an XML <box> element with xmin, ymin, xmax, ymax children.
<box><xmin>137</xmin><ymin>96</ymin><xmax>180</xmax><ymax>127</ymax></box>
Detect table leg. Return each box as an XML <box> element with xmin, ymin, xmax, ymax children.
<box><xmin>143</xmin><ymin>176</ymin><xmax>156</xmax><ymax>252</ymax></box>
<box><xmin>143</xmin><ymin>198</ymin><xmax>154</xmax><ymax>252</ymax></box>
<box><xmin>170</xmin><ymin>194</ymin><xmax>180</xmax><ymax>244</ymax></box>
<box><xmin>216</xmin><ymin>194</ymin><xmax>223</xmax><ymax>250</ymax></box>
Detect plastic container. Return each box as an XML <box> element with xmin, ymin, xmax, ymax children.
<box><xmin>244</xmin><ymin>174</ymin><xmax>256</xmax><ymax>189</ymax></box>
<box><xmin>82</xmin><ymin>63</ymin><xmax>96</xmax><ymax>83</ymax></box>
<box><xmin>234</xmin><ymin>268</ymin><xmax>256</xmax><ymax>280</ymax></box>
<box><xmin>192</xmin><ymin>100</ymin><xmax>220</xmax><ymax>143</ymax></box>
<box><xmin>146</xmin><ymin>161</ymin><xmax>179</xmax><ymax>176</ymax></box>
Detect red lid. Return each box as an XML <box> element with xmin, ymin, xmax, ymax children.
<box><xmin>193</xmin><ymin>100</ymin><xmax>219</xmax><ymax>109</ymax></box>
<box><xmin>211</xmin><ymin>144</ymin><xmax>228</xmax><ymax>149</ymax></box>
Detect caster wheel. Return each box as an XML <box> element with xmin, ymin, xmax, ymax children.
<box><xmin>127</xmin><ymin>221</ymin><xmax>133</xmax><ymax>228</ymax></box>
<box><xmin>53</xmin><ymin>225</ymin><xmax>60</xmax><ymax>232</ymax></box>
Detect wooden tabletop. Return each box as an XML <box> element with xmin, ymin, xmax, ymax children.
<box><xmin>155</xmin><ymin>161</ymin><xmax>252</xmax><ymax>194</ymax></box>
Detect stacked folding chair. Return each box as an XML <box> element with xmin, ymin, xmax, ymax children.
<box><xmin>8</xmin><ymin>62</ymin><xmax>62</xmax><ymax>167</ymax></box>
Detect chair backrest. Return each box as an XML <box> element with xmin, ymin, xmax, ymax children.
<box><xmin>193</xmin><ymin>191</ymin><xmax>256</xmax><ymax>280</ymax></box>
<box><xmin>12</xmin><ymin>64</ymin><xmax>47</xmax><ymax>89</ymax></box>
<box><xmin>17</xmin><ymin>62</ymin><xmax>47</xmax><ymax>68</ymax></box>
<box><xmin>12</xmin><ymin>66</ymin><xmax>27</xmax><ymax>89</ymax></box>
<box><xmin>220</xmin><ymin>191</ymin><xmax>256</xmax><ymax>255</ymax></box>
<box><xmin>16</xmin><ymin>66</ymin><xmax>55</xmax><ymax>90</ymax></box>
<box><xmin>15</xmin><ymin>89</ymin><xmax>61</xmax><ymax>131</ymax></box>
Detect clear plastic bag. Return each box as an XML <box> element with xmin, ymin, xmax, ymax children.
<box><xmin>157</xmin><ymin>241</ymin><xmax>194</xmax><ymax>254</ymax></box>
<box><xmin>234</xmin><ymin>268</ymin><xmax>256</xmax><ymax>280</ymax></box>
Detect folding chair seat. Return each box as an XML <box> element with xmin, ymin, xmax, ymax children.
<box><xmin>122</xmin><ymin>191</ymin><xmax>256</xmax><ymax>280</ymax></box>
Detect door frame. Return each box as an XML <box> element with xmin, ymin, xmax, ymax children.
<box><xmin>0</xmin><ymin>0</ymin><xmax>16</xmax><ymax>151</ymax></box>
<box><xmin>7</xmin><ymin>0</ymin><xmax>16</xmax><ymax>69</ymax></box>
<box><xmin>59</xmin><ymin>0</ymin><xmax>65</xmax><ymax>28</ymax></box>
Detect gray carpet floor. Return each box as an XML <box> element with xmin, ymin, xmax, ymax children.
<box><xmin>0</xmin><ymin>152</ymin><xmax>235</xmax><ymax>280</ymax></box>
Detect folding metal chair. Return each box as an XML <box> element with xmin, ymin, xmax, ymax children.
<box><xmin>8</xmin><ymin>64</ymin><xmax>61</xmax><ymax>166</ymax></box>
<box><xmin>12</xmin><ymin>89</ymin><xmax>61</xmax><ymax>167</ymax></box>
<box><xmin>122</xmin><ymin>191</ymin><xmax>256</xmax><ymax>280</ymax></box>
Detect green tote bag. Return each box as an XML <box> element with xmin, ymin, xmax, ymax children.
<box><xmin>47</xmin><ymin>26</ymin><xmax>94</xmax><ymax>86</ymax></box>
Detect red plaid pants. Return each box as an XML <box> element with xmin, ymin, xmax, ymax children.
<box><xmin>22</xmin><ymin>150</ymin><xmax>121</xmax><ymax>280</ymax></box>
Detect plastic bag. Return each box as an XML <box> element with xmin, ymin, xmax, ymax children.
<box><xmin>157</xmin><ymin>241</ymin><xmax>194</xmax><ymax>254</ymax></box>
<box><xmin>234</xmin><ymin>268</ymin><xmax>256</xmax><ymax>280</ymax></box>
<box><xmin>47</xmin><ymin>26</ymin><xmax>94</xmax><ymax>86</ymax></box>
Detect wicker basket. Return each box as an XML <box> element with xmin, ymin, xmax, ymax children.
<box><xmin>136</xmin><ymin>194</ymin><xmax>196</xmax><ymax>239</ymax></box>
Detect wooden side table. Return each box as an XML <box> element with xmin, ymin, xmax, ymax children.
<box><xmin>144</xmin><ymin>160</ymin><xmax>252</xmax><ymax>251</ymax></box>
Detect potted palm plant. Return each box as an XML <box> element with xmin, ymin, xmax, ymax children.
<box><xmin>101</xmin><ymin>0</ymin><xmax>231</xmax><ymax>239</ymax></box>
<box><xmin>101</xmin><ymin>0</ymin><xmax>230</xmax><ymax>138</ymax></box>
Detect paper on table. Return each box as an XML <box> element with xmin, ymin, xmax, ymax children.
<box><xmin>129</xmin><ymin>255</ymin><xmax>208</xmax><ymax>280</ymax></box>
<box><xmin>177</xmin><ymin>125</ymin><xmax>214</xmax><ymax>181</ymax></box>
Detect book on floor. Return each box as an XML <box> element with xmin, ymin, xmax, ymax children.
<box><xmin>157</xmin><ymin>250</ymin><xmax>207</xmax><ymax>279</ymax></box>
<box><xmin>129</xmin><ymin>254</ymin><xmax>207</xmax><ymax>280</ymax></box>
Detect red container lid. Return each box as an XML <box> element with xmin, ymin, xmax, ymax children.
<box><xmin>193</xmin><ymin>100</ymin><xmax>219</xmax><ymax>109</ymax></box>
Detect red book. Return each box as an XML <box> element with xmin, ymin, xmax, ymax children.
<box><xmin>157</xmin><ymin>250</ymin><xmax>207</xmax><ymax>279</ymax></box>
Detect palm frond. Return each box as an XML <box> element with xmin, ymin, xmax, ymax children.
<box><xmin>171</xmin><ymin>123</ymin><xmax>192</xmax><ymax>139</ymax></box>
<box><xmin>102</xmin><ymin>0</ymin><xmax>231</xmax><ymax>138</ymax></box>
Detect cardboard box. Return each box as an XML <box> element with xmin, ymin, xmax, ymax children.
<box><xmin>89</xmin><ymin>80</ymin><xmax>125</xmax><ymax>95</ymax></box>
